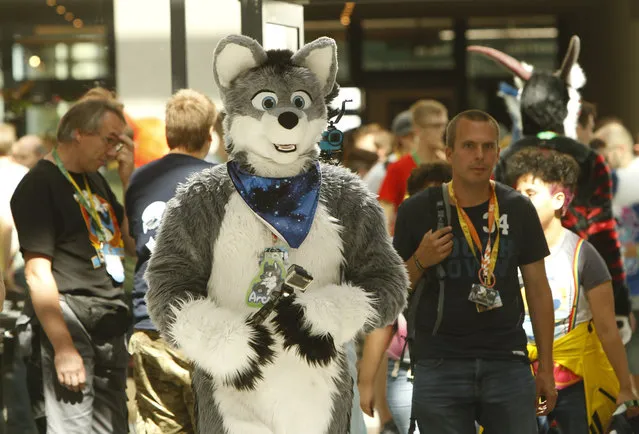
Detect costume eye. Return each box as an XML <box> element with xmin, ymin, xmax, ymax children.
<box><xmin>291</xmin><ymin>91</ymin><xmax>312</xmax><ymax>110</ymax></box>
<box><xmin>251</xmin><ymin>91</ymin><xmax>278</xmax><ymax>111</ymax></box>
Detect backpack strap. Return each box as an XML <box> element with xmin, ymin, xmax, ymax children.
<box><xmin>431</xmin><ymin>183</ymin><xmax>450</xmax><ymax>336</ymax></box>
<box><xmin>442</xmin><ymin>182</ymin><xmax>452</xmax><ymax>226</ymax></box>
<box><xmin>407</xmin><ymin>184</ymin><xmax>451</xmax><ymax>434</ymax></box>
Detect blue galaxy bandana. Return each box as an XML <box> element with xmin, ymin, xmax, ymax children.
<box><xmin>227</xmin><ymin>160</ymin><xmax>322</xmax><ymax>248</ymax></box>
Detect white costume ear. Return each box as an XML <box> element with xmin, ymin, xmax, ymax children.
<box><xmin>291</xmin><ymin>37</ymin><xmax>338</xmax><ymax>96</ymax></box>
<box><xmin>213</xmin><ymin>35</ymin><xmax>268</xmax><ymax>90</ymax></box>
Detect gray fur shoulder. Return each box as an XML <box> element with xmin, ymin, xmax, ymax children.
<box><xmin>319</xmin><ymin>163</ymin><xmax>379</xmax><ymax>210</ymax></box>
<box><xmin>175</xmin><ymin>163</ymin><xmax>234</xmax><ymax>203</ymax></box>
<box><xmin>318</xmin><ymin>163</ymin><xmax>408</xmax><ymax>330</ymax></box>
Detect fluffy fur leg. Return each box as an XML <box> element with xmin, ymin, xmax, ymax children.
<box><xmin>295</xmin><ymin>283</ymin><xmax>377</xmax><ymax>344</ymax></box>
<box><xmin>272</xmin><ymin>295</ymin><xmax>337</xmax><ymax>366</ymax></box>
<box><xmin>169</xmin><ymin>298</ymin><xmax>275</xmax><ymax>391</ymax></box>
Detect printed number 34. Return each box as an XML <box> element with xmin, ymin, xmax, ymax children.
<box><xmin>483</xmin><ymin>213</ymin><xmax>509</xmax><ymax>235</ymax></box>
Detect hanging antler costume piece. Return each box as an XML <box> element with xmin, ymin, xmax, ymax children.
<box><xmin>468</xmin><ymin>36</ymin><xmax>631</xmax><ymax>322</ymax></box>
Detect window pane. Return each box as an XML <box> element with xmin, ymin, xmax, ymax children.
<box><xmin>466</xmin><ymin>16</ymin><xmax>558</xmax><ymax>77</ymax></box>
<box><xmin>12</xmin><ymin>25</ymin><xmax>108</xmax><ymax>81</ymax></box>
<box><xmin>71</xmin><ymin>42</ymin><xmax>102</xmax><ymax>60</ymax></box>
<box><xmin>305</xmin><ymin>21</ymin><xmax>350</xmax><ymax>83</ymax></box>
<box><xmin>361</xmin><ymin>18</ymin><xmax>455</xmax><ymax>71</ymax></box>
<box><xmin>71</xmin><ymin>61</ymin><xmax>106</xmax><ymax>79</ymax></box>
<box><xmin>55</xmin><ymin>62</ymin><xmax>69</xmax><ymax>80</ymax></box>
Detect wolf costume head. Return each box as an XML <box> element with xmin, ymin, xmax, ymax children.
<box><xmin>213</xmin><ymin>35</ymin><xmax>338</xmax><ymax>177</ymax></box>
<box><xmin>470</xmin><ymin>35</ymin><xmax>586</xmax><ymax>140</ymax></box>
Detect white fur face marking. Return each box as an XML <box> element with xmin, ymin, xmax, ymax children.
<box><xmin>564</xmin><ymin>64</ymin><xmax>586</xmax><ymax>140</ymax></box>
<box><xmin>229</xmin><ymin>115</ymin><xmax>326</xmax><ymax>177</ymax></box>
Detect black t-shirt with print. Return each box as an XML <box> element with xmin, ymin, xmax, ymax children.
<box><xmin>10</xmin><ymin>159</ymin><xmax>125</xmax><ymax>299</ymax></box>
<box><xmin>393</xmin><ymin>182</ymin><xmax>550</xmax><ymax>361</ymax></box>
<box><xmin>125</xmin><ymin>153</ymin><xmax>213</xmax><ymax>330</ymax></box>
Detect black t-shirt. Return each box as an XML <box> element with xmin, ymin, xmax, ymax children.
<box><xmin>125</xmin><ymin>153</ymin><xmax>213</xmax><ymax>330</ymax></box>
<box><xmin>393</xmin><ymin>182</ymin><xmax>550</xmax><ymax>361</ymax></box>
<box><xmin>10</xmin><ymin>159</ymin><xmax>125</xmax><ymax>299</ymax></box>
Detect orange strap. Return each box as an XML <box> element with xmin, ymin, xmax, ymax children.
<box><xmin>448</xmin><ymin>181</ymin><xmax>500</xmax><ymax>287</ymax></box>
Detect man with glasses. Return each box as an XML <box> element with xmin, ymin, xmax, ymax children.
<box><xmin>378</xmin><ymin>99</ymin><xmax>448</xmax><ymax>234</ymax></box>
<box><xmin>11</xmin><ymin>98</ymin><xmax>136</xmax><ymax>433</ymax></box>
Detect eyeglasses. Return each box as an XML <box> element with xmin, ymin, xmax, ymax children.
<box><xmin>83</xmin><ymin>132</ymin><xmax>121</xmax><ymax>149</ymax></box>
<box><xmin>420</xmin><ymin>122</ymin><xmax>447</xmax><ymax>129</ymax></box>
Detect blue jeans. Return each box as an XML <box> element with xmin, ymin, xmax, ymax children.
<box><xmin>412</xmin><ymin>358</ymin><xmax>537</xmax><ymax>434</ymax></box>
<box><xmin>539</xmin><ymin>381</ymin><xmax>587</xmax><ymax>434</ymax></box>
<box><xmin>387</xmin><ymin>359</ymin><xmax>418</xmax><ymax>434</ymax></box>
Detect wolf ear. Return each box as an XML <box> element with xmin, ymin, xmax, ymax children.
<box><xmin>291</xmin><ymin>37</ymin><xmax>338</xmax><ymax>96</ymax></box>
<box><xmin>213</xmin><ymin>35</ymin><xmax>268</xmax><ymax>91</ymax></box>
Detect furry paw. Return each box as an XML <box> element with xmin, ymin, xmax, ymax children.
<box><xmin>272</xmin><ymin>295</ymin><xmax>337</xmax><ymax>366</ymax></box>
<box><xmin>169</xmin><ymin>298</ymin><xmax>275</xmax><ymax>390</ymax></box>
<box><xmin>223</xmin><ymin>321</ymin><xmax>276</xmax><ymax>391</ymax></box>
<box><xmin>294</xmin><ymin>284</ymin><xmax>378</xmax><ymax>344</ymax></box>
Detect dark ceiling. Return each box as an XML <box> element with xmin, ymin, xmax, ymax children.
<box><xmin>302</xmin><ymin>0</ymin><xmax>599</xmax><ymax>20</ymax></box>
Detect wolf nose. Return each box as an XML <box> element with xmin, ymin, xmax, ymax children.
<box><xmin>278</xmin><ymin>112</ymin><xmax>299</xmax><ymax>130</ymax></box>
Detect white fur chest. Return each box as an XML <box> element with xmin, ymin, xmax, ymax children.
<box><xmin>206</xmin><ymin>191</ymin><xmax>347</xmax><ymax>434</ymax></box>
<box><xmin>208</xmin><ymin>191</ymin><xmax>344</xmax><ymax>312</ymax></box>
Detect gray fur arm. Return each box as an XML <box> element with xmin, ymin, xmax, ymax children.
<box><xmin>286</xmin><ymin>167</ymin><xmax>408</xmax><ymax>346</ymax></box>
<box><xmin>340</xmin><ymin>189</ymin><xmax>409</xmax><ymax>332</ymax></box>
<box><xmin>320</xmin><ymin>166</ymin><xmax>407</xmax><ymax>332</ymax></box>
<box><xmin>145</xmin><ymin>170</ymin><xmax>275</xmax><ymax>390</ymax></box>
<box><xmin>145</xmin><ymin>181</ymin><xmax>212</xmax><ymax>336</ymax></box>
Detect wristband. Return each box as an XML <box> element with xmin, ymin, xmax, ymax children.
<box><xmin>413</xmin><ymin>254</ymin><xmax>426</xmax><ymax>273</ymax></box>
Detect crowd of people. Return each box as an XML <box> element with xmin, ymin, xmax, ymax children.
<box><xmin>0</xmin><ymin>75</ymin><xmax>639</xmax><ymax>434</ymax></box>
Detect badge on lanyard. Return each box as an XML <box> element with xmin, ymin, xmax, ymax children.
<box><xmin>102</xmin><ymin>243</ymin><xmax>125</xmax><ymax>283</ymax></box>
<box><xmin>246</xmin><ymin>246</ymin><xmax>289</xmax><ymax>308</ymax></box>
<box><xmin>448</xmin><ymin>181</ymin><xmax>502</xmax><ymax>312</ymax></box>
<box><xmin>470</xmin><ymin>283</ymin><xmax>503</xmax><ymax>311</ymax></box>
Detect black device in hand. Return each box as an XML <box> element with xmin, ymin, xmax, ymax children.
<box><xmin>249</xmin><ymin>264</ymin><xmax>313</xmax><ymax>325</ymax></box>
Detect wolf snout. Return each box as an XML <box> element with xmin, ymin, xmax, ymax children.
<box><xmin>278</xmin><ymin>112</ymin><xmax>299</xmax><ymax>130</ymax></box>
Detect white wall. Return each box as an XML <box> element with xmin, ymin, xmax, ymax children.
<box><xmin>262</xmin><ymin>0</ymin><xmax>304</xmax><ymax>51</ymax></box>
<box><xmin>113</xmin><ymin>0</ymin><xmax>172</xmax><ymax>120</ymax></box>
<box><xmin>185</xmin><ymin>0</ymin><xmax>241</xmax><ymax>107</ymax></box>
<box><xmin>114</xmin><ymin>0</ymin><xmax>242</xmax><ymax>119</ymax></box>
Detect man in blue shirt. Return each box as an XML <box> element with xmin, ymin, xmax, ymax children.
<box><xmin>125</xmin><ymin>89</ymin><xmax>217</xmax><ymax>433</ymax></box>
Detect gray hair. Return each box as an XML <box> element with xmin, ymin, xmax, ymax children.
<box><xmin>445</xmin><ymin>109</ymin><xmax>500</xmax><ymax>148</ymax></box>
<box><xmin>57</xmin><ymin>99</ymin><xmax>126</xmax><ymax>143</ymax></box>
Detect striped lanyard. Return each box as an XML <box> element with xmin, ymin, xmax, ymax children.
<box><xmin>448</xmin><ymin>181</ymin><xmax>500</xmax><ymax>287</ymax></box>
<box><xmin>52</xmin><ymin>147</ymin><xmax>108</xmax><ymax>245</ymax></box>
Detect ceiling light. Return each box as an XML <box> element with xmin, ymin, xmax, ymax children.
<box><xmin>29</xmin><ymin>55</ymin><xmax>42</xmax><ymax>68</ymax></box>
